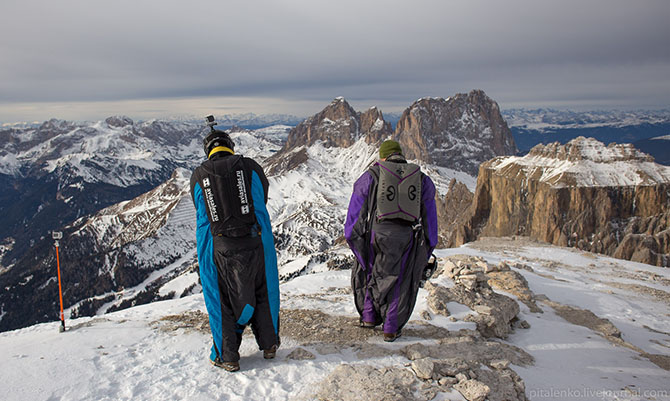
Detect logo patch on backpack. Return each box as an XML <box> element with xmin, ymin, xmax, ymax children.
<box><xmin>235</xmin><ymin>170</ymin><xmax>250</xmax><ymax>215</ymax></box>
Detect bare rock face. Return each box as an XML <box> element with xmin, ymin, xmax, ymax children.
<box><xmin>312</xmin><ymin>332</ymin><xmax>531</xmax><ymax>401</ymax></box>
<box><xmin>360</xmin><ymin>106</ymin><xmax>393</xmax><ymax>144</ymax></box>
<box><xmin>402</xmin><ymin>336</ymin><xmax>531</xmax><ymax>401</ymax></box>
<box><xmin>487</xmin><ymin>268</ymin><xmax>542</xmax><ymax>313</ymax></box>
<box><xmin>436</xmin><ymin>179</ymin><xmax>474</xmax><ymax>247</ymax></box>
<box><xmin>464</xmin><ymin>137</ymin><xmax>670</xmax><ymax>266</ymax></box>
<box><xmin>286</xmin><ymin>347</ymin><xmax>316</xmax><ymax>360</ymax></box>
<box><xmin>393</xmin><ymin>90</ymin><xmax>517</xmax><ymax>176</ymax></box>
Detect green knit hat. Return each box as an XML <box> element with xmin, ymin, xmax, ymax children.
<box><xmin>379</xmin><ymin>140</ymin><xmax>403</xmax><ymax>159</ymax></box>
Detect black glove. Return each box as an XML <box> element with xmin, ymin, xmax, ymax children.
<box><xmin>419</xmin><ymin>254</ymin><xmax>437</xmax><ymax>288</ymax></box>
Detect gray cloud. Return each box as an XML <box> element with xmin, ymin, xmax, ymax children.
<box><xmin>1</xmin><ymin>0</ymin><xmax>668</xmax><ymax>121</ymax></box>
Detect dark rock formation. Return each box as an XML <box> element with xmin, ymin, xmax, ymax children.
<box><xmin>105</xmin><ymin>116</ymin><xmax>134</xmax><ymax>128</ymax></box>
<box><xmin>436</xmin><ymin>179</ymin><xmax>474</xmax><ymax>247</ymax></box>
<box><xmin>360</xmin><ymin>106</ymin><xmax>392</xmax><ymax>144</ymax></box>
<box><xmin>393</xmin><ymin>90</ymin><xmax>517</xmax><ymax>176</ymax></box>
<box><xmin>267</xmin><ymin>91</ymin><xmax>515</xmax><ymax>176</ymax></box>
<box><xmin>283</xmin><ymin>97</ymin><xmax>392</xmax><ymax>150</ymax></box>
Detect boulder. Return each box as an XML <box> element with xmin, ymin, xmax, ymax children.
<box><xmin>411</xmin><ymin>358</ymin><xmax>435</xmax><ymax>380</ymax></box>
<box><xmin>454</xmin><ymin>379</ymin><xmax>490</xmax><ymax>401</ymax></box>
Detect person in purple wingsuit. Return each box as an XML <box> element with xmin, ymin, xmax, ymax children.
<box><xmin>344</xmin><ymin>140</ymin><xmax>438</xmax><ymax>342</ymax></box>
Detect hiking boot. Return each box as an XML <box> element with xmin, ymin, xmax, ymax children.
<box><xmin>210</xmin><ymin>357</ymin><xmax>240</xmax><ymax>372</ymax></box>
<box><xmin>359</xmin><ymin>320</ymin><xmax>377</xmax><ymax>328</ymax></box>
<box><xmin>383</xmin><ymin>332</ymin><xmax>402</xmax><ymax>342</ymax></box>
<box><xmin>263</xmin><ymin>345</ymin><xmax>278</xmax><ymax>359</ymax></box>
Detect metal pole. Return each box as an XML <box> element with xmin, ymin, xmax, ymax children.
<box><xmin>53</xmin><ymin>231</ymin><xmax>65</xmax><ymax>333</ymax></box>
<box><xmin>55</xmin><ymin>243</ymin><xmax>65</xmax><ymax>332</ymax></box>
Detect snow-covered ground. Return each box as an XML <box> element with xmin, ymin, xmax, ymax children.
<box><xmin>2</xmin><ymin>238</ymin><xmax>668</xmax><ymax>400</ymax></box>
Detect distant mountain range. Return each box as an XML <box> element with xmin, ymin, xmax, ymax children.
<box><xmin>204</xmin><ymin>113</ymin><xmax>303</xmax><ymax>129</ymax></box>
<box><xmin>503</xmin><ymin>109</ymin><xmax>670</xmax><ymax>163</ymax></box>
<box><xmin>0</xmin><ymin>113</ymin><xmax>303</xmax><ymax>131</ymax></box>
<box><xmin>502</xmin><ymin>108</ymin><xmax>670</xmax><ymax>130</ymax></box>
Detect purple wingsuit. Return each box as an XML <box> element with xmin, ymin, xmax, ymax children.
<box><xmin>344</xmin><ymin>157</ymin><xmax>438</xmax><ymax>335</ymax></box>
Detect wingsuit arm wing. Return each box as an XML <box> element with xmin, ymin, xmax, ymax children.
<box><xmin>344</xmin><ymin>171</ymin><xmax>374</xmax><ymax>268</ymax></box>
<box><xmin>246</xmin><ymin>158</ymin><xmax>270</xmax><ymax>204</ymax></box>
<box><xmin>421</xmin><ymin>174</ymin><xmax>438</xmax><ymax>259</ymax></box>
<box><xmin>247</xmin><ymin>158</ymin><xmax>281</xmax><ymax>336</ymax></box>
<box><xmin>190</xmin><ymin>168</ymin><xmax>227</xmax><ymax>359</ymax></box>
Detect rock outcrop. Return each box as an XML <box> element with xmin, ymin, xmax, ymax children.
<box><xmin>159</xmin><ymin>268</ymin><xmax>533</xmax><ymax>401</ymax></box>
<box><xmin>426</xmin><ymin>256</ymin><xmax>521</xmax><ymax>339</ymax></box>
<box><xmin>282</xmin><ymin>97</ymin><xmax>391</xmax><ymax>150</ymax></box>
<box><xmin>266</xmin><ymin>97</ymin><xmax>392</xmax><ymax>174</ymax></box>
<box><xmin>105</xmin><ymin>115</ymin><xmax>134</xmax><ymax>128</ymax></box>
<box><xmin>463</xmin><ymin>137</ymin><xmax>670</xmax><ymax>266</ymax></box>
<box><xmin>360</xmin><ymin>106</ymin><xmax>393</xmax><ymax>144</ymax></box>
<box><xmin>393</xmin><ymin>90</ymin><xmax>517</xmax><ymax>176</ymax></box>
<box><xmin>435</xmin><ymin>179</ymin><xmax>474</xmax><ymax>247</ymax></box>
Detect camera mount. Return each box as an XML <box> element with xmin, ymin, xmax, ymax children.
<box><xmin>205</xmin><ymin>115</ymin><xmax>218</xmax><ymax>132</ymax></box>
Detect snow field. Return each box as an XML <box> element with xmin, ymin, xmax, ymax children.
<box><xmin>4</xmin><ymin>241</ymin><xmax>669</xmax><ymax>400</ymax></box>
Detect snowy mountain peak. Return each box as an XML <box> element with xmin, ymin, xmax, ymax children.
<box><xmin>490</xmin><ymin>136</ymin><xmax>670</xmax><ymax>187</ymax></box>
<box><xmin>38</xmin><ymin>118</ymin><xmax>74</xmax><ymax>132</ymax></box>
<box><xmin>0</xmin><ymin>122</ymin><xmax>292</xmax><ymax>333</ymax></box>
<box><xmin>528</xmin><ymin>136</ymin><xmax>653</xmax><ymax>163</ymax></box>
<box><xmin>268</xmin><ymin>98</ymin><xmax>392</xmax><ymax>174</ymax></box>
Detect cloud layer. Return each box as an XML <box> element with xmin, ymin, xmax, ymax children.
<box><xmin>1</xmin><ymin>0</ymin><xmax>668</xmax><ymax>121</ymax></box>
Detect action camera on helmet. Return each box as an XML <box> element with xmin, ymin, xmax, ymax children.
<box><xmin>205</xmin><ymin>115</ymin><xmax>217</xmax><ymax>131</ymax></box>
<box><xmin>202</xmin><ymin>115</ymin><xmax>234</xmax><ymax>157</ymax></box>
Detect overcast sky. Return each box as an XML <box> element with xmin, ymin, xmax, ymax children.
<box><xmin>1</xmin><ymin>0</ymin><xmax>669</xmax><ymax>122</ymax></box>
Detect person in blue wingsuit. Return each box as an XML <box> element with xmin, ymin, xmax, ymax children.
<box><xmin>345</xmin><ymin>140</ymin><xmax>438</xmax><ymax>342</ymax></box>
<box><xmin>190</xmin><ymin>116</ymin><xmax>280</xmax><ymax>372</ymax></box>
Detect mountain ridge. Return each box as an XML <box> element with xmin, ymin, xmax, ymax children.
<box><xmin>461</xmin><ymin>137</ymin><xmax>670</xmax><ymax>266</ymax></box>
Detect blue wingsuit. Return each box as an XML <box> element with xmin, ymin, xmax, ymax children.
<box><xmin>190</xmin><ymin>149</ymin><xmax>280</xmax><ymax>363</ymax></box>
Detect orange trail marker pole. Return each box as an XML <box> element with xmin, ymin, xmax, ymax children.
<box><xmin>53</xmin><ymin>231</ymin><xmax>65</xmax><ymax>333</ymax></box>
